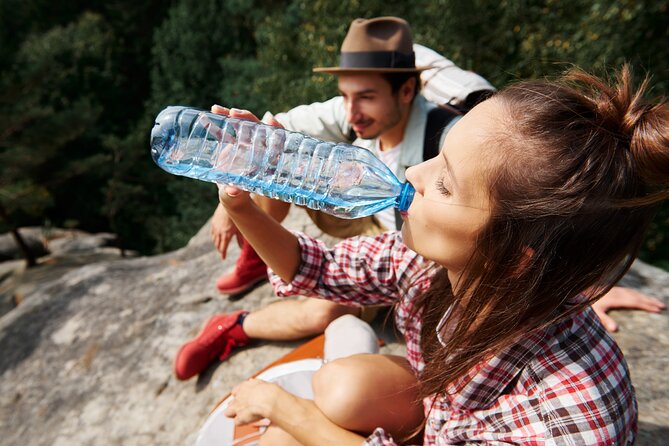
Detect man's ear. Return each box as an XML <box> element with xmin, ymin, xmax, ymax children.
<box><xmin>400</xmin><ymin>77</ymin><xmax>417</xmax><ymax>104</ymax></box>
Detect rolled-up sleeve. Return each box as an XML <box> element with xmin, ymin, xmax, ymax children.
<box><xmin>274</xmin><ymin>96</ymin><xmax>350</xmax><ymax>143</ymax></box>
<box><xmin>269</xmin><ymin>231</ymin><xmax>425</xmax><ymax>307</ymax></box>
<box><xmin>362</xmin><ymin>428</ymin><xmax>399</xmax><ymax>445</ymax></box>
<box><xmin>269</xmin><ymin>232</ymin><xmax>329</xmax><ymax>297</ymax></box>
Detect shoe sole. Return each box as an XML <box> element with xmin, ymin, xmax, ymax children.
<box><xmin>216</xmin><ymin>274</ymin><xmax>268</xmax><ymax>295</ymax></box>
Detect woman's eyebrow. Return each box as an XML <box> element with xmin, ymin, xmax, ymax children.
<box><xmin>442</xmin><ymin>150</ymin><xmax>458</xmax><ymax>189</ymax></box>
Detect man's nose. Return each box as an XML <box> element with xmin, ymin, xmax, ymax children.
<box><xmin>346</xmin><ymin>100</ymin><xmax>360</xmax><ymax>122</ymax></box>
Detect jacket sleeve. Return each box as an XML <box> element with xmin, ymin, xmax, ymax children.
<box><xmin>273</xmin><ymin>96</ymin><xmax>351</xmax><ymax>143</ymax></box>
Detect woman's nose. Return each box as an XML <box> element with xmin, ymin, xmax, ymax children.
<box><xmin>404</xmin><ymin>164</ymin><xmax>422</xmax><ymax>194</ymax></box>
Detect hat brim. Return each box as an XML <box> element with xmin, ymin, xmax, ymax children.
<box><xmin>313</xmin><ymin>65</ymin><xmax>434</xmax><ymax>74</ymax></box>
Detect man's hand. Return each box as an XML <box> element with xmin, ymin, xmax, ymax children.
<box><xmin>593</xmin><ymin>286</ymin><xmax>666</xmax><ymax>332</ymax></box>
<box><xmin>210</xmin><ymin>202</ymin><xmax>242</xmax><ymax>260</ymax></box>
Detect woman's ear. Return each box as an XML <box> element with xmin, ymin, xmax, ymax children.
<box><xmin>513</xmin><ymin>247</ymin><xmax>535</xmax><ymax>276</ymax></box>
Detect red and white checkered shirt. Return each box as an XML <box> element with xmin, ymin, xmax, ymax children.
<box><xmin>270</xmin><ymin>231</ymin><xmax>638</xmax><ymax>445</ymax></box>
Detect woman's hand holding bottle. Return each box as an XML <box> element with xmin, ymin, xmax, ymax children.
<box><xmin>210</xmin><ymin>105</ymin><xmax>284</xmax><ymax>254</ymax></box>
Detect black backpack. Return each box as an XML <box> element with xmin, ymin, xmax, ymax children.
<box><xmin>422</xmin><ymin>103</ymin><xmax>460</xmax><ymax>161</ymax></box>
<box><xmin>423</xmin><ymin>85</ymin><xmax>496</xmax><ymax>161</ymax></box>
<box><xmin>346</xmin><ymin>96</ymin><xmax>491</xmax><ymax>164</ymax></box>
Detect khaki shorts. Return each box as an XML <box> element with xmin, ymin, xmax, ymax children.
<box><xmin>303</xmin><ymin>208</ymin><xmax>387</xmax><ymax>238</ymax></box>
<box><xmin>302</xmin><ymin>207</ymin><xmax>391</xmax><ymax>324</ymax></box>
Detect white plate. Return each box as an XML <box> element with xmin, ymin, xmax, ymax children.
<box><xmin>195</xmin><ymin>358</ymin><xmax>323</xmax><ymax>446</ymax></box>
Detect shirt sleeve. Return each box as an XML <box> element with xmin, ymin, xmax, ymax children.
<box><xmin>362</xmin><ymin>428</ymin><xmax>398</xmax><ymax>446</ymax></box>
<box><xmin>273</xmin><ymin>96</ymin><xmax>351</xmax><ymax>143</ymax></box>
<box><xmin>269</xmin><ymin>231</ymin><xmax>425</xmax><ymax>306</ymax></box>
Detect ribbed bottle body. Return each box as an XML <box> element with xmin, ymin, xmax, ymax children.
<box><xmin>151</xmin><ymin>106</ymin><xmax>414</xmax><ymax>218</ymax></box>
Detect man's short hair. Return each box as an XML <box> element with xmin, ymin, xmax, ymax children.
<box><xmin>380</xmin><ymin>72</ymin><xmax>421</xmax><ymax>100</ymax></box>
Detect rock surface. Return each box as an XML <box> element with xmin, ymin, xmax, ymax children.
<box><xmin>0</xmin><ymin>207</ymin><xmax>668</xmax><ymax>445</ymax></box>
<box><xmin>0</xmin><ymin>229</ymin><xmax>127</xmax><ymax>319</ymax></box>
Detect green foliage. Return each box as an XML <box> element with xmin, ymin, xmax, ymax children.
<box><xmin>0</xmin><ymin>11</ymin><xmax>113</xmax><ymax>233</ymax></box>
<box><xmin>135</xmin><ymin>0</ymin><xmax>270</xmax><ymax>252</ymax></box>
<box><xmin>2</xmin><ymin>0</ymin><xmax>669</xmax><ymax>269</ymax></box>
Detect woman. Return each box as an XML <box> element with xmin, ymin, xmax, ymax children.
<box><xmin>220</xmin><ymin>66</ymin><xmax>666</xmax><ymax>445</ymax></box>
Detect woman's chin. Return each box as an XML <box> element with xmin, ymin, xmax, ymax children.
<box><xmin>400</xmin><ymin>224</ymin><xmax>414</xmax><ymax>250</ymax></box>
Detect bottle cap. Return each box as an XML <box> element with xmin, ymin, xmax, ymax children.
<box><xmin>397</xmin><ymin>182</ymin><xmax>415</xmax><ymax>212</ymax></box>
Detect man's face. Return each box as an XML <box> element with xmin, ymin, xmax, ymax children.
<box><xmin>337</xmin><ymin>73</ymin><xmax>404</xmax><ymax>140</ymax></box>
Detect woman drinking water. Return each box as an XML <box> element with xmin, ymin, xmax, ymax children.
<box><xmin>218</xmin><ymin>66</ymin><xmax>666</xmax><ymax>445</ymax></box>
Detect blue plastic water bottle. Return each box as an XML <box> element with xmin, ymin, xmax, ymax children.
<box><xmin>150</xmin><ymin>106</ymin><xmax>414</xmax><ymax>218</ymax></box>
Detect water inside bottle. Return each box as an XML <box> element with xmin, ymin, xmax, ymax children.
<box><xmin>151</xmin><ymin>106</ymin><xmax>414</xmax><ymax>218</ymax></box>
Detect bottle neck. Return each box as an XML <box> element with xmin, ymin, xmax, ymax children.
<box><xmin>396</xmin><ymin>182</ymin><xmax>415</xmax><ymax>212</ymax></box>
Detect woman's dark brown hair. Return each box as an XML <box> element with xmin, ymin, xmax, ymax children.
<box><xmin>413</xmin><ymin>65</ymin><xmax>669</xmax><ymax>398</ymax></box>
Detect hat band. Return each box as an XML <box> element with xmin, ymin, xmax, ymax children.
<box><xmin>339</xmin><ymin>51</ymin><xmax>416</xmax><ymax>70</ymax></box>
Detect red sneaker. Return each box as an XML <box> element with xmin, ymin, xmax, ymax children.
<box><xmin>174</xmin><ymin>311</ymin><xmax>250</xmax><ymax>380</ymax></box>
<box><xmin>216</xmin><ymin>239</ymin><xmax>268</xmax><ymax>295</ymax></box>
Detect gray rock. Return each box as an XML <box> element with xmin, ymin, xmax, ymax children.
<box><xmin>0</xmin><ymin>207</ymin><xmax>667</xmax><ymax>445</ymax></box>
<box><xmin>47</xmin><ymin>232</ymin><xmax>117</xmax><ymax>256</ymax></box>
<box><xmin>0</xmin><ymin>228</ymin><xmax>49</xmax><ymax>261</ymax></box>
<box><xmin>0</xmin><ymin>230</ymin><xmax>133</xmax><ymax>320</ymax></box>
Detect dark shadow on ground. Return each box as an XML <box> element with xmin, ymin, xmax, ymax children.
<box><xmin>637</xmin><ymin>421</ymin><xmax>669</xmax><ymax>445</ymax></box>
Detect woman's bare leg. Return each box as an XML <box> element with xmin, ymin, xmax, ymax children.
<box><xmin>312</xmin><ymin>354</ymin><xmax>424</xmax><ymax>440</ymax></box>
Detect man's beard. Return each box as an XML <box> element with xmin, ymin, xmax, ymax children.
<box><xmin>357</xmin><ymin>100</ymin><xmax>403</xmax><ymax>141</ymax></box>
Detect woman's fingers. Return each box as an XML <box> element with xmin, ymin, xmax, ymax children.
<box><xmin>211</xmin><ymin>104</ymin><xmax>230</xmax><ymax>115</ymax></box>
<box><xmin>228</xmin><ymin>107</ymin><xmax>261</xmax><ymax>122</ymax></box>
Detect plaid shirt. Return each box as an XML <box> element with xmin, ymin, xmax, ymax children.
<box><xmin>270</xmin><ymin>231</ymin><xmax>637</xmax><ymax>445</ymax></box>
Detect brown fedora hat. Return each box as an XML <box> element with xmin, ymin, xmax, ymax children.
<box><xmin>313</xmin><ymin>17</ymin><xmax>432</xmax><ymax>74</ymax></box>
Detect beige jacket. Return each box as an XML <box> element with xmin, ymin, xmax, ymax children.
<box><xmin>274</xmin><ymin>94</ymin><xmax>456</xmax><ymax>182</ymax></box>
<box><xmin>270</xmin><ymin>94</ymin><xmax>458</xmax><ymax>235</ymax></box>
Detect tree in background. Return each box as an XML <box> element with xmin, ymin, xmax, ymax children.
<box><xmin>2</xmin><ymin>0</ymin><xmax>668</xmax><ymax>268</ymax></box>
<box><xmin>0</xmin><ymin>0</ymin><xmax>168</xmax><ymax>260</ymax></box>
<box><xmin>123</xmin><ymin>0</ymin><xmax>271</xmax><ymax>252</ymax></box>
<box><xmin>0</xmin><ymin>12</ymin><xmax>113</xmax><ymax>265</ymax></box>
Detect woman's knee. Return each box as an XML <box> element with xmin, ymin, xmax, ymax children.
<box><xmin>312</xmin><ymin>357</ymin><xmax>369</xmax><ymax>420</ymax></box>
<box><xmin>312</xmin><ymin>355</ymin><xmax>423</xmax><ymax>436</ymax></box>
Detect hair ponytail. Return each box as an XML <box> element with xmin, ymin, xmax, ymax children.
<box><xmin>567</xmin><ymin>66</ymin><xmax>669</xmax><ymax>204</ymax></box>
<box><xmin>630</xmin><ymin>102</ymin><xmax>669</xmax><ymax>190</ymax></box>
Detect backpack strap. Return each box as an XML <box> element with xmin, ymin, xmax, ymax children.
<box><xmin>423</xmin><ymin>104</ymin><xmax>461</xmax><ymax>161</ymax></box>
<box><xmin>346</xmin><ymin>127</ymin><xmax>357</xmax><ymax>143</ymax></box>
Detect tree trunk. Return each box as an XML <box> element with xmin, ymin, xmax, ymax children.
<box><xmin>0</xmin><ymin>203</ymin><xmax>38</xmax><ymax>267</ymax></box>
<box><xmin>10</xmin><ymin>228</ymin><xmax>37</xmax><ymax>267</ymax></box>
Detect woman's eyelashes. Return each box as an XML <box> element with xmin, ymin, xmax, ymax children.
<box><xmin>436</xmin><ymin>175</ymin><xmax>451</xmax><ymax>196</ymax></box>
